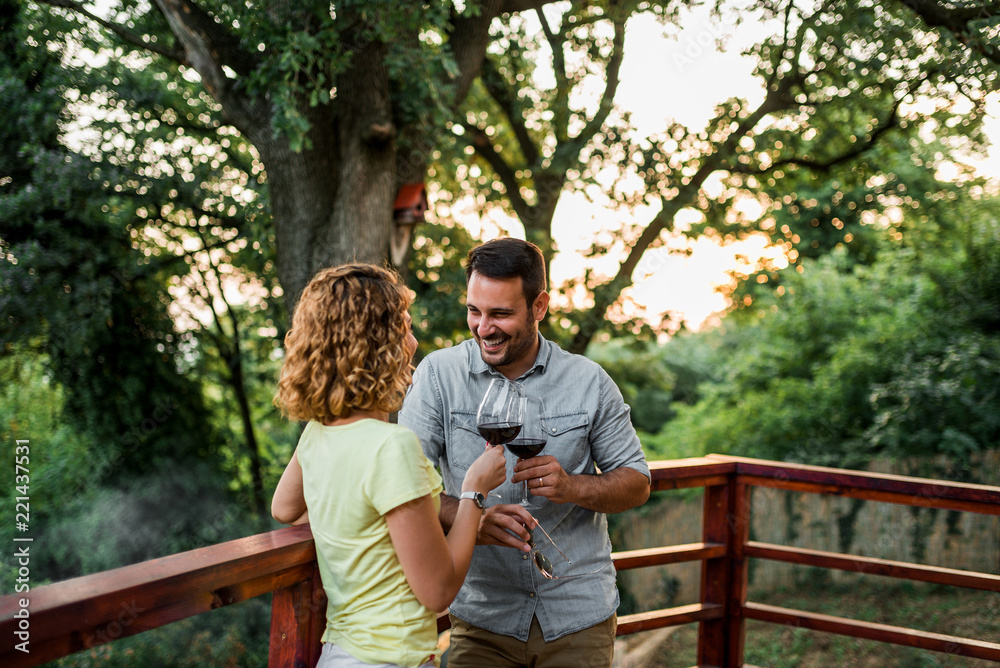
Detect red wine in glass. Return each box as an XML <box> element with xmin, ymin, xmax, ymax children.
<box><xmin>477</xmin><ymin>378</ymin><xmax>525</xmax><ymax>501</ymax></box>
<box><xmin>478</xmin><ymin>422</ymin><xmax>522</xmax><ymax>446</ymax></box>
<box><xmin>506</xmin><ymin>439</ymin><xmax>546</xmax><ymax>459</ymax></box>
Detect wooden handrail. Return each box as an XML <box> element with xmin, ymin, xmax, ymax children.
<box><xmin>745</xmin><ymin>602</ymin><xmax>1000</xmax><ymax>661</ymax></box>
<box><xmin>0</xmin><ymin>524</ymin><xmax>322</xmax><ymax>668</ymax></box>
<box><xmin>1</xmin><ymin>456</ymin><xmax>998</xmax><ymax>667</ymax></box>
<box><xmin>709</xmin><ymin>454</ymin><xmax>1000</xmax><ymax>513</ymax></box>
<box><xmin>745</xmin><ymin>541</ymin><xmax>1000</xmax><ymax>592</ymax></box>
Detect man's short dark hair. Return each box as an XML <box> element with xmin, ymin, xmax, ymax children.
<box><xmin>465</xmin><ymin>237</ymin><xmax>547</xmax><ymax>305</ymax></box>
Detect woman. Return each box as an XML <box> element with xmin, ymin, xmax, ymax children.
<box><xmin>271</xmin><ymin>263</ymin><xmax>506</xmax><ymax>668</ymax></box>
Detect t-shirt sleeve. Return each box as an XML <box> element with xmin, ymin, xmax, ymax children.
<box><xmin>365</xmin><ymin>426</ymin><xmax>443</xmax><ymax>516</ymax></box>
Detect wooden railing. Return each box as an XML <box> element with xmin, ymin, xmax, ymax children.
<box><xmin>2</xmin><ymin>454</ymin><xmax>999</xmax><ymax>667</ymax></box>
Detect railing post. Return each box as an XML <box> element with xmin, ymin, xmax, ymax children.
<box><xmin>725</xmin><ymin>480</ymin><xmax>750</xmax><ymax>667</ymax></box>
<box><xmin>698</xmin><ymin>473</ymin><xmax>750</xmax><ymax>667</ymax></box>
<box><xmin>698</xmin><ymin>481</ymin><xmax>730</xmax><ymax>666</ymax></box>
<box><xmin>269</xmin><ymin>563</ymin><xmax>327</xmax><ymax>668</ymax></box>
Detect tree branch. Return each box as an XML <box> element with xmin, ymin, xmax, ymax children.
<box><xmin>479</xmin><ymin>57</ymin><xmax>540</xmax><ymax>166</ymax></box>
<box><xmin>38</xmin><ymin>0</ymin><xmax>187</xmax><ymax>64</ymax></box>
<box><xmin>448</xmin><ymin>1</ymin><xmax>508</xmax><ymax>104</ymax></box>
<box><xmin>730</xmin><ymin>66</ymin><xmax>936</xmax><ymax>176</ymax></box>
<box><xmin>502</xmin><ymin>0</ymin><xmax>559</xmax><ymax>13</ymax></box>
<box><xmin>537</xmin><ymin>7</ymin><xmax>568</xmax><ymax>94</ymax></box>
<box><xmin>574</xmin><ymin>13</ymin><xmax>627</xmax><ymax>147</ymax></box>
<box><xmin>735</xmin><ymin>100</ymin><xmax>902</xmax><ymax>175</ymax></box>
<box><xmin>152</xmin><ymin>0</ymin><xmax>263</xmax><ymax>134</ymax></box>
<box><xmin>462</xmin><ymin>123</ymin><xmax>533</xmax><ymax>220</ymax></box>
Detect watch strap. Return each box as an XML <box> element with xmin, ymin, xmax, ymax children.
<box><xmin>459</xmin><ymin>491</ymin><xmax>485</xmax><ymax>509</ymax></box>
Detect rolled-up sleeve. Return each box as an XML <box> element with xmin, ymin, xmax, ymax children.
<box><xmin>590</xmin><ymin>369</ymin><xmax>650</xmax><ymax>480</ymax></box>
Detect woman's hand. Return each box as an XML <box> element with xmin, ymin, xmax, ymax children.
<box><xmin>463</xmin><ymin>443</ymin><xmax>507</xmax><ymax>496</ymax></box>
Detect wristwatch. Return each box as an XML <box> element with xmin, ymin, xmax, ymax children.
<box><xmin>459</xmin><ymin>491</ymin><xmax>485</xmax><ymax>509</ymax></box>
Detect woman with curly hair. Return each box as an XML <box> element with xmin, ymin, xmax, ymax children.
<box><xmin>271</xmin><ymin>263</ymin><xmax>506</xmax><ymax>668</ymax></box>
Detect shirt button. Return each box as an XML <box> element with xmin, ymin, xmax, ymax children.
<box><xmin>529</xmin><ymin>593</ymin><xmax>535</xmax><ymax>598</ymax></box>
<box><xmin>550</xmin><ymin>427</ymin><xmax>557</xmax><ymax>433</ymax></box>
<box><xmin>522</xmin><ymin>554</ymin><xmax>529</xmax><ymax>560</ymax></box>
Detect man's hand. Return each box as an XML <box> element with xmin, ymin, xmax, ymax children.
<box><xmin>512</xmin><ymin>455</ymin><xmax>576</xmax><ymax>504</ymax></box>
<box><xmin>513</xmin><ymin>457</ymin><xmax>651</xmax><ymax>513</ymax></box>
<box><xmin>476</xmin><ymin>504</ymin><xmax>535</xmax><ymax>551</ymax></box>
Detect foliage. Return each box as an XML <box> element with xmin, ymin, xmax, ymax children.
<box><xmin>588</xmin><ymin>336</ymin><xmax>718</xmax><ymax>435</ymax></box>
<box><xmin>0</xmin><ymin>0</ymin><xmax>217</xmax><ymax>480</ymax></box>
<box><xmin>653</xmin><ymin>190</ymin><xmax>1000</xmax><ymax>468</ymax></box>
<box><xmin>589</xmin><ymin>340</ymin><xmax>679</xmax><ymax>434</ymax></box>
<box><xmin>0</xmin><ymin>0</ymin><xmax>295</xmax><ymax>518</ymax></box>
<box><xmin>35</xmin><ymin>463</ymin><xmax>256</xmax><ymax>581</ymax></box>
<box><xmin>53</xmin><ymin>599</ymin><xmax>271</xmax><ymax>668</ymax></box>
<box><xmin>0</xmin><ymin>354</ymin><xmax>90</xmax><ymax>516</ymax></box>
<box><xmin>407</xmin><ymin>220</ymin><xmax>479</xmax><ymax>358</ymax></box>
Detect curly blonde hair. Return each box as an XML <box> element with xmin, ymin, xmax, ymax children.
<box><xmin>275</xmin><ymin>263</ymin><xmax>414</xmax><ymax>423</ymax></box>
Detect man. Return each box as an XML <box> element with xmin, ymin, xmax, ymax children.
<box><xmin>399</xmin><ymin>237</ymin><xmax>650</xmax><ymax>668</ymax></box>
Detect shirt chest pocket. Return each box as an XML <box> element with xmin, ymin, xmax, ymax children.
<box><xmin>541</xmin><ymin>412</ymin><xmax>591</xmax><ymax>473</ymax></box>
<box><xmin>447</xmin><ymin>411</ymin><xmax>487</xmax><ymax>472</ymax></box>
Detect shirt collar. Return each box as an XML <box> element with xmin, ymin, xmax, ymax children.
<box><xmin>468</xmin><ymin>332</ymin><xmax>551</xmax><ymax>379</ymax></box>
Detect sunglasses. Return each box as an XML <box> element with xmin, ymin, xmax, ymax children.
<box><xmin>526</xmin><ymin>523</ymin><xmax>612</xmax><ymax>580</ymax></box>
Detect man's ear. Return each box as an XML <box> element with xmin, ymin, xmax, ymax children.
<box><xmin>532</xmin><ymin>291</ymin><xmax>550</xmax><ymax>322</ymax></box>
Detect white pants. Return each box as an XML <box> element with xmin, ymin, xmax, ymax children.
<box><xmin>316</xmin><ymin>642</ymin><xmax>436</xmax><ymax>668</ymax></box>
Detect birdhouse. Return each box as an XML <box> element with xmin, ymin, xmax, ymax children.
<box><xmin>393</xmin><ymin>182</ymin><xmax>428</xmax><ymax>226</ymax></box>
<box><xmin>390</xmin><ymin>182</ymin><xmax>427</xmax><ymax>266</ymax></box>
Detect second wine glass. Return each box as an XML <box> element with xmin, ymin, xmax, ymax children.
<box><xmin>506</xmin><ymin>396</ymin><xmax>547</xmax><ymax>506</ymax></box>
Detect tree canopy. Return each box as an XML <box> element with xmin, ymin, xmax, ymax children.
<box><xmin>17</xmin><ymin>0</ymin><xmax>561</xmax><ymax>315</ymax></box>
<box><xmin>436</xmin><ymin>0</ymin><xmax>1000</xmax><ymax>352</ymax></box>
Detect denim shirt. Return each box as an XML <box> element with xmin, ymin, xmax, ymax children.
<box><xmin>398</xmin><ymin>334</ymin><xmax>650</xmax><ymax>642</ymax></box>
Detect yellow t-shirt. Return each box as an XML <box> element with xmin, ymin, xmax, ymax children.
<box><xmin>296</xmin><ymin>419</ymin><xmax>444</xmax><ymax>667</ymax></box>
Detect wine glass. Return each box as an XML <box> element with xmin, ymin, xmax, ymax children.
<box><xmin>477</xmin><ymin>378</ymin><xmax>524</xmax><ymax>500</ymax></box>
<box><xmin>506</xmin><ymin>396</ymin><xmax>547</xmax><ymax>506</ymax></box>
<box><xmin>477</xmin><ymin>378</ymin><xmax>524</xmax><ymax>446</ymax></box>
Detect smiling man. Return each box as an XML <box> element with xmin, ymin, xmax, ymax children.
<box><xmin>399</xmin><ymin>237</ymin><xmax>650</xmax><ymax>668</ymax></box>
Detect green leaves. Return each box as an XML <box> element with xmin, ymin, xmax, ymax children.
<box><xmin>655</xmin><ymin>191</ymin><xmax>1000</xmax><ymax>469</ymax></box>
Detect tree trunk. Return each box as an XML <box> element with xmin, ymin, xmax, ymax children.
<box><xmin>148</xmin><ymin>0</ymin><xmax>555</xmax><ymax>314</ymax></box>
<box><xmin>318</xmin><ymin>27</ymin><xmax>397</xmax><ymax>295</ymax></box>
<box><xmin>251</xmin><ymin>104</ymin><xmax>343</xmax><ymax>318</ymax></box>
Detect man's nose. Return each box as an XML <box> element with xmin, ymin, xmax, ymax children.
<box><xmin>476</xmin><ymin>316</ymin><xmax>495</xmax><ymax>337</ymax></box>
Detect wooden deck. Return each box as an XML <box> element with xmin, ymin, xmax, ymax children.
<box><xmin>2</xmin><ymin>455</ymin><xmax>999</xmax><ymax>667</ymax></box>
